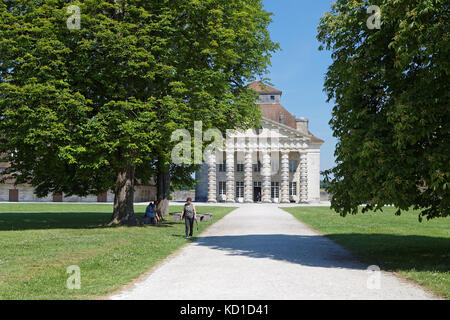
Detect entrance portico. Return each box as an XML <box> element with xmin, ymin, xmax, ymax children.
<box><xmin>205</xmin><ymin>147</ymin><xmax>310</xmax><ymax>204</ymax></box>
<box><xmin>194</xmin><ymin>82</ymin><xmax>323</xmax><ymax>204</ymax></box>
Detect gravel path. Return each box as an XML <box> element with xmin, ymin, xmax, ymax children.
<box><xmin>110</xmin><ymin>204</ymin><xmax>438</xmax><ymax>300</ymax></box>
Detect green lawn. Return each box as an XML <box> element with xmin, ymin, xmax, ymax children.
<box><xmin>0</xmin><ymin>203</ymin><xmax>236</xmax><ymax>300</ymax></box>
<box><xmin>283</xmin><ymin>206</ymin><xmax>450</xmax><ymax>299</ymax></box>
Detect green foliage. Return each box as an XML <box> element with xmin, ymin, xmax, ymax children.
<box><xmin>0</xmin><ymin>1</ymin><xmax>278</xmax><ymax>199</ymax></box>
<box><xmin>317</xmin><ymin>0</ymin><xmax>449</xmax><ymax>220</ymax></box>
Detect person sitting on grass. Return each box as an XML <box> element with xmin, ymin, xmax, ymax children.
<box><xmin>143</xmin><ymin>202</ymin><xmax>159</xmax><ymax>225</ymax></box>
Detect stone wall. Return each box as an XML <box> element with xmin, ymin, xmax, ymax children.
<box><xmin>307</xmin><ymin>147</ymin><xmax>321</xmax><ymax>203</ymax></box>
<box><xmin>0</xmin><ymin>185</ymin><xmax>52</xmax><ymax>202</ymax></box>
<box><xmin>0</xmin><ymin>184</ymin><xmax>155</xmax><ymax>203</ymax></box>
<box><xmin>135</xmin><ymin>185</ymin><xmax>157</xmax><ymax>202</ymax></box>
<box><xmin>172</xmin><ymin>190</ymin><xmax>196</xmax><ymax>202</ymax></box>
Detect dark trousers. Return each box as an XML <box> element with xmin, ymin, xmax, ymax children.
<box><xmin>185</xmin><ymin>216</ymin><xmax>194</xmax><ymax>237</ymax></box>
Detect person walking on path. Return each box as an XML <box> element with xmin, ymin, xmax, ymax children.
<box><xmin>181</xmin><ymin>197</ymin><xmax>197</xmax><ymax>238</ymax></box>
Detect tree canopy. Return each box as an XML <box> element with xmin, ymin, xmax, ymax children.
<box><xmin>0</xmin><ymin>0</ymin><xmax>279</xmax><ymax>224</ymax></box>
<box><xmin>318</xmin><ymin>0</ymin><xmax>449</xmax><ymax>220</ymax></box>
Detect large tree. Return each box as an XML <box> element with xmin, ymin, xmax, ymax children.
<box><xmin>0</xmin><ymin>0</ymin><xmax>278</xmax><ymax>224</ymax></box>
<box><xmin>318</xmin><ymin>0</ymin><xmax>449</xmax><ymax>220</ymax></box>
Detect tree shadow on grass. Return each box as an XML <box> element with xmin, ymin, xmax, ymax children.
<box><xmin>141</xmin><ymin>222</ymin><xmax>177</xmax><ymax>228</ymax></box>
<box><xmin>326</xmin><ymin>233</ymin><xmax>450</xmax><ymax>273</ymax></box>
<box><xmin>0</xmin><ymin>212</ymin><xmax>178</xmax><ymax>231</ymax></box>
<box><xmin>193</xmin><ymin>233</ymin><xmax>449</xmax><ymax>272</ymax></box>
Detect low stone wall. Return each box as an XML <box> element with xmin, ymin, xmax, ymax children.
<box><xmin>172</xmin><ymin>190</ymin><xmax>196</xmax><ymax>202</ymax></box>
<box><xmin>0</xmin><ymin>184</ymin><xmax>115</xmax><ymax>202</ymax></box>
<box><xmin>0</xmin><ymin>184</ymin><xmax>155</xmax><ymax>203</ymax></box>
<box><xmin>0</xmin><ymin>185</ymin><xmax>52</xmax><ymax>202</ymax></box>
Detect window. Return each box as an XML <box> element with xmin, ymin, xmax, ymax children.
<box><xmin>254</xmin><ymin>161</ymin><xmax>261</xmax><ymax>172</ymax></box>
<box><xmin>218</xmin><ymin>161</ymin><xmax>226</xmax><ymax>172</ymax></box>
<box><xmin>289</xmin><ymin>182</ymin><xmax>297</xmax><ymax>196</ymax></box>
<box><xmin>271</xmin><ymin>182</ymin><xmax>280</xmax><ymax>198</ymax></box>
<box><xmin>218</xmin><ymin>181</ymin><xmax>227</xmax><ymax>195</ymax></box>
<box><xmin>254</xmin><ymin>181</ymin><xmax>261</xmax><ymax>187</ymax></box>
<box><xmin>270</xmin><ymin>95</ymin><xmax>275</xmax><ymax>101</ymax></box>
<box><xmin>236</xmin><ymin>181</ymin><xmax>244</xmax><ymax>198</ymax></box>
<box><xmin>236</xmin><ymin>163</ymin><xmax>244</xmax><ymax>172</ymax></box>
<box><xmin>279</xmin><ymin>114</ymin><xmax>285</xmax><ymax>124</ymax></box>
<box><xmin>289</xmin><ymin>160</ymin><xmax>297</xmax><ymax>173</ymax></box>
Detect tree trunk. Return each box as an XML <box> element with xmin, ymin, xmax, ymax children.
<box><xmin>109</xmin><ymin>165</ymin><xmax>138</xmax><ymax>226</ymax></box>
<box><xmin>157</xmin><ymin>163</ymin><xmax>170</xmax><ymax>217</ymax></box>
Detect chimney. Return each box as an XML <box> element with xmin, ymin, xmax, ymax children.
<box><xmin>296</xmin><ymin>117</ymin><xmax>309</xmax><ymax>134</ymax></box>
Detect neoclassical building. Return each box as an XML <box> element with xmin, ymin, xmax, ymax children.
<box><xmin>195</xmin><ymin>82</ymin><xmax>324</xmax><ymax>203</ymax></box>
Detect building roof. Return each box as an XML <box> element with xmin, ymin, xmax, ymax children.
<box><xmin>260</xmin><ymin>108</ymin><xmax>324</xmax><ymax>145</ymax></box>
<box><xmin>247</xmin><ymin>81</ymin><xmax>282</xmax><ymax>94</ymax></box>
<box><xmin>260</xmin><ymin>104</ymin><xmax>297</xmax><ymax>129</ymax></box>
<box><xmin>308</xmin><ymin>131</ymin><xmax>325</xmax><ymax>144</ymax></box>
<box><xmin>0</xmin><ymin>162</ymin><xmax>10</xmax><ymax>169</ymax></box>
<box><xmin>248</xmin><ymin>82</ymin><xmax>324</xmax><ymax>145</ymax></box>
<box><xmin>0</xmin><ymin>162</ymin><xmax>15</xmax><ymax>184</ymax></box>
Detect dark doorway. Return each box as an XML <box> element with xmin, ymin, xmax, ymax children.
<box><xmin>97</xmin><ymin>192</ymin><xmax>107</xmax><ymax>202</ymax></box>
<box><xmin>53</xmin><ymin>193</ymin><xmax>63</xmax><ymax>202</ymax></box>
<box><xmin>253</xmin><ymin>187</ymin><xmax>261</xmax><ymax>202</ymax></box>
<box><xmin>9</xmin><ymin>189</ymin><xmax>18</xmax><ymax>202</ymax></box>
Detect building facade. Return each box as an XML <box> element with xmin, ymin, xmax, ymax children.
<box><xmin>0</xmin><ymin>161</ymin><xmax>156</xmax><ymax>203</ymax></box>
<box><xmin>195</xmin><ymin>82</ymin><xmax>324</xmax><ymax>203</ymax></box>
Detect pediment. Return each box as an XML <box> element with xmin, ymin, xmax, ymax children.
<box><xmin>230</xmin><ymin>118</ymin><xmax>310</xmax><ymax>140</ymax></box>
<box><xmin>226</xmin><ymin>118</ymin><xmax>312</xmax><ymax>152</ymax></box>
<box><xmin>261</xmin><ymin>117</ymin><xmax>311</xmax><ymax>141</ymax></box>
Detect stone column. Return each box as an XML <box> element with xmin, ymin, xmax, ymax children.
<box><xmin>244</xmin><ymin>150</ymin><xmax>253</xmax><ymax>202</ymax></box>
<box><xmin>226</xmin><ymin>149</ymin><xmax>235</xmax><ymax>202</ymax></box>
<box><xmin>280</xmin><ymin>150</ymin><xmax>290</xmax><ymax>203</ymax></box>
<box><xmin>261</xmin><ymin>151</ymin><xmax>271</xmax><ymax>203</ymax></box>
<box><xmin>299</xmin><ymin>151</ymin><xmax>308</xmax><ymax>203</ymax></box>
<box><xmin>207</xmin><ymin>152</ymin><xmax>217</xmax><ymax>203</ymax></box>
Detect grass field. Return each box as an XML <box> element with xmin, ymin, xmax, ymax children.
<box><xmin>0</xmin><ymin>203</ymin><xmax>236</xmax><ymax>300</ymax></box>
<box><xmin>283</xmin><ymin>206</ymin><xmax>450</xmax><ymax>299</ymax></box>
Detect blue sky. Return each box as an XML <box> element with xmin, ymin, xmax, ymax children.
<box><xmin>262</xmin><ymin>0</ymin><xmax>336</xmax><ymax>176</ymax></box>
